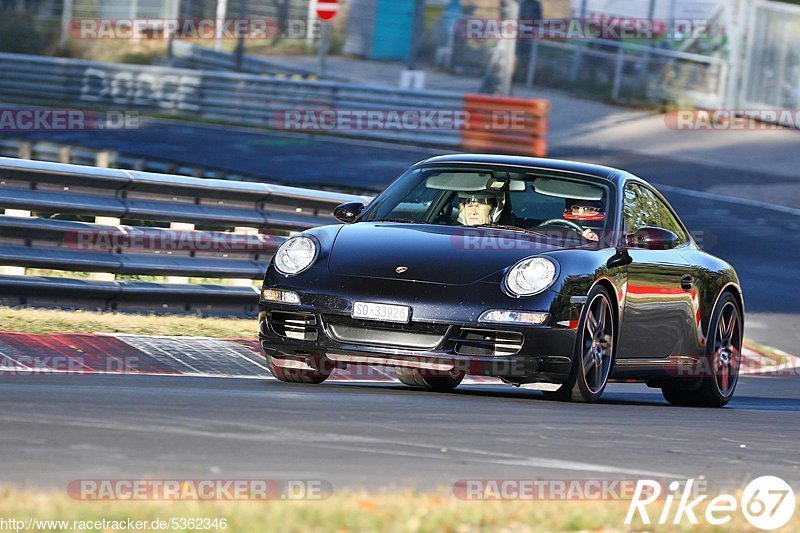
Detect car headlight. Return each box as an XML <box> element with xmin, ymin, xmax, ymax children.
<box><xmin>274</xmin><ymin>236</ymin><xmax>317</xmax><ymax>275</ymax></box>
<box><xmin>504</xmin><ymin>256</ymin><xmax>558</xmax><ymax>297</ymax></box>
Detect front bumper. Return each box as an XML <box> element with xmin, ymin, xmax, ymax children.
<box><xmin>258</xmin><ymin>270</ymin><xmax>582</xmax><ymax>382</ymax></box>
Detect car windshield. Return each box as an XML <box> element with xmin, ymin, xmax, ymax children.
<box><xmin>362</xmin><ymin>166</ymin><xmax>610</xmax><ymax>237</ymax></box>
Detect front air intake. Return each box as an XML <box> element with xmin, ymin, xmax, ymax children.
<box><xmin>268</xmin><ymin>311</ymin><xmax>318</xmax><ymax>342</ymax></box>
<box><xmin>451</xmin><ymin>328</ymin><xmax>523</xmax><ymax>357</ymax></box>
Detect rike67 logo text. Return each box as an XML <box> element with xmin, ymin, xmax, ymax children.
<box><xmin>626</xmin><ymin>476</ymin><xmax>796</xmax><ymax>530</ymax></box>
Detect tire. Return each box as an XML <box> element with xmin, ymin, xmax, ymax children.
<box><xmin>662</xmin><ymin>293</ymin><xmax>742</xmax><ymax>407</ymax></box>
<box><xmin>267</xmin><ymin>354</ymin><xmax>331</xmax><ymax>384</ymax></box>
<box><xmin>545</xmin><ymin>285</ymin><xmax>615</xmax><ymax>403</ymax></box>
<box><xmin>395</xmin><ymin>366</ymin><xmax>464</xmax><ymax>391</ymax></box>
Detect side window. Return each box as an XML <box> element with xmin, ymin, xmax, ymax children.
<box><xmin>624</xmin><ymin>183</ymin><xmax>688</xmax><ymax>245</ymax></box>
<box><xmin>623</xmin><ymin>184</ymin><xmax>657</xmax><ymax>234</ymax></box>
<box><xmin>638</xmin><ymin>186</ymin><xmax>689</xmax><ymax>245</ymax></box>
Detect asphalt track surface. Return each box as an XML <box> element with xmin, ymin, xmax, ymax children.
<box><xmin>3</xmin><ymin>120</ymin><xmax>800</xmax><ymax>492</ymax></box>
<box><xmin>1</xmin><ymin>373</ymin><xmax>798</xmax><ymax>491</ymax></box>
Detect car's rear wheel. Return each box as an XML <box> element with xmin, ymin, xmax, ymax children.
<box><xmin>544</xmin><ymin>286</ymin><xmax>615</xmax><ymax>403</ymax></box>
<box><xmin>267</xmin><ymin>354</ymin><xmax>331</xmax><ymax>384</ymax></box>
<box><xmin>395</xmin><ymin>366</ymin><xmax>464</xmax><ymax>391</ymax></box>
<box><xmin>662</xmin><ymin>293</ymin><xmax>741</xmax><ymax>407</ymax></box>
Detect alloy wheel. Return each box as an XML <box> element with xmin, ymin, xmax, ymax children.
<box><xmin>582</xmin><ymin>292</ymin><xmax>614</xmax><ymax>394</ymax></box>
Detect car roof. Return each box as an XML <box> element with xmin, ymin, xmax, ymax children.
<box><xmin>415</xmin><ymin>154</ymin><xmax>626</xmax><ymax>183</ymax></box>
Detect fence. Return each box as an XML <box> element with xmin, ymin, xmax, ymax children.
<box><xmin>739</xmin><ymin>0</ymin><xmax>800</xmax><ymax>124</ymax></box>
<box><xmin>169</xmin><ymin>40</ymin><xmax>326</xmax><ymax>80</ymax></box>
<box><xmin>0</xmin><ymin>156</ymin><xmax>370</xmax><ymax>316</ymax></box>
<box><xmin>522</xmin><ymin>37</ymin><xmax>729</xmax><ymax>108</ymax></box>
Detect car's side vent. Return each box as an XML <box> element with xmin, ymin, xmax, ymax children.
<box><xmin>268</xmin><ymin>311</ymin><xmax>318</xmax><ymax>342</ymax></box>
<box><xmin>451</xmin><ymin>328</ymin><xmax>524</xmax><ymax>357</ymax></box>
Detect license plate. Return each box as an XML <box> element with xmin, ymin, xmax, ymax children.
<box><xmin>352</xmin><ymin>301</ymin><xmax>411</xmax><ymax>323</ymax></box>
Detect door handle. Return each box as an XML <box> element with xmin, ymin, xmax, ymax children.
<box><xmin>680</xmin><ymin>275</ymin><xmax>693</xmax><ymax>292</ymax></box>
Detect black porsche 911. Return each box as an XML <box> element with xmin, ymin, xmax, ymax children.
<box><xmin>258</xmin><ymin>155</ymin><xmax>744</xmax><ymax>406</ymax></box>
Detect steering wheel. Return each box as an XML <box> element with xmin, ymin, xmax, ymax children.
<box><xmin>538</xmin><ymin>218</ymin><xmax>585</xmax><ymax>235</ymax></box>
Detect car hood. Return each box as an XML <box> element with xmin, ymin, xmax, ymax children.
<box><xmin>327</xmin><ymin>222</ymin><xmax>566</xmax><ymax>285</ymax></box>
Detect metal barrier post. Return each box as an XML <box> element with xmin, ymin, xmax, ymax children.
<box><xmin>526</xmin><ymin>38</ymin><xmax>539</xmax><ymax>89</ymax></box>
<box><xmin>612</xmin><ymin>45</ymin><xmax>625</xmax><ymax>101</ymax></box>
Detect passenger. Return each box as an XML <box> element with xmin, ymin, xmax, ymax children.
<box><xmin>564</xmin><ymin>199</ymin><xmax>605</xmax><ymax>242</ymax></box>
<box><xmin>457</xmin><ymin>191</ymin><xmax>500</xmax><ymax>226</ymax></box>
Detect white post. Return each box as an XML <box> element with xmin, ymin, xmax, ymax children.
<box><xmin>307</xmin><ymin>0</ymin><xmax>318</xmax><ymax>48</ymax></box>
<box><xmin>318</xmin><ymin>21</ymin><xmax>331</xmax><ymax>77</ymax></box>
<box><xmin>1</xmin><ymin>209</ymin><xmax>31</xmax><ymax>276</ymax></box>
<box><xmin>0</xmin><ymin>265</ymin><xmax>26</xmax><ymax>276</ymax></box>
<box><xmin>58</xmin><ymin>146</ymin><xmax>71</xmax><ymax>164</ymax></box>
<box><xmin>95</xmin><ymin>151</ymin><xmax>115</xmax><ymax>168</ymax></box>
<box><xmin>501</xmin><ymin>0</ymin><xmax>520</xmax><ymax>95</ymax></box>
<box><xmin>215</xmin><ymin>0</ymin><xmax>228</xmax><ymax>51</ymax></box>
<box><xmin>60</xmin><ymin>0</ymin><xmax>74</xmax><ymax>46</ymax></box>
<box><xmin>166</xmin><ymin>222</ymin><xmax>194</xmax><ymax>284</ymax></box>
<box><xmin>668</xmin><ymin>0</ymin><xmax>676</xmax><ymax>42</ymax></box>
<box><xmin>231</xmin><ymin>227</ymin><xmax>259</xmax><ymax>287</ymax></box>
<box><xmin>130</xmin><ymin>0</ymin><xmax>141</xmax><ymax>42</ymax></box>
<box><xmin>90</xmin><ymin>216</ymin><xmax>121</xmax><ymax>281</ymax></box>
<box><xmin>724</xmin><ymin>0</ymin><xmax>746</xmax><ymax>109</ymax></box>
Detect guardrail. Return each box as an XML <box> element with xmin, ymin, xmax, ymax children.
<box><xmin>0</xmin><ymin>157</ymin><xmax>370</xmax><ymax>316</ymax></box>
<box><xmin>0</xmin><ymin>51</ymin><xmax>464</xmax><ymax>148</ymax></box>
<box><xmin>0</xmin><ymin>51</ymin><xmax>550</xmax><ymax>157</ymax></box>
<box><xmin>0</xmin><ymin>136</ymin><xmax>377</xmax><ymax>194</ymax></box>
<box><xmin>0</xmin><ymin>137</ymin><xmax>261</xmax><ymax>184</ymax></box>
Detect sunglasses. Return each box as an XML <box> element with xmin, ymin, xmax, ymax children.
<box><xmin>571</xmin><ymin>205</ymin><xmax>601</xmax><ymax>214</ymax></box>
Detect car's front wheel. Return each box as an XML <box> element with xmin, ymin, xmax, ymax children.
<box><xmin>395</xmin><ymin>367</ymin><xmax>464</xmax><ymax>391</ymax></box>
<box><xmin>267</xmin><ymin>354</ymin><xmax>331</xmax><ymax>384</ymax></box>
<box><xmin>544</xmin><ymin>286</ymin><xmax>615</xmax><ymax>403</ymax></box>
<box><xmin>661</xmin><ymin>292</ymin><xmax>742</xmax><ymax>407</ymax></box>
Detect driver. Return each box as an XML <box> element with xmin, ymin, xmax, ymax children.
<box><xmin>564</xmin><ymin>199</ymin><xmax>605</xmax><ymax>242</ymax></box>
<box><xmin>457</xmin><ymin>191</ymin><xmax>500</xmax><ymax>226</ymax></box>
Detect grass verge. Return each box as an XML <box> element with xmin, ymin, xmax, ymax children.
<box><xmin>1</xmin><ymin>487</ymin><xmax>794</xmax><ymax>532</ymax></box>
<box><xmin>0</xmin><ymin>307</ymin><xmax>255</xmax><ymax>338</ymax></box>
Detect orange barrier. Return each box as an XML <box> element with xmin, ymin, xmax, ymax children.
<box><xmin>461</xmin><ymin>94</ymin><xmax>550</xmax><ymax>157</ymax></box>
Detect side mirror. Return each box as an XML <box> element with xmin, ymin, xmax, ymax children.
<box><xmin>332</xmin><ymin>202</ymin><xmax>365</xmax><ymax>224</ymax></box>
<box><xmin>626</xmin><ymin>226</ymin><xmax>680</xmax><ymax>250</ymax></box>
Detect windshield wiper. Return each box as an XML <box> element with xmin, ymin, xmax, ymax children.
<box><xmin>375</xmin><ymin>218</ymin><xmax>428</xmax><ymax>224</ymax></box>
<box><xmin>469</xmin><ymin>224</ymin><xmax>545</xmax><ymax>235</ymax></box>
